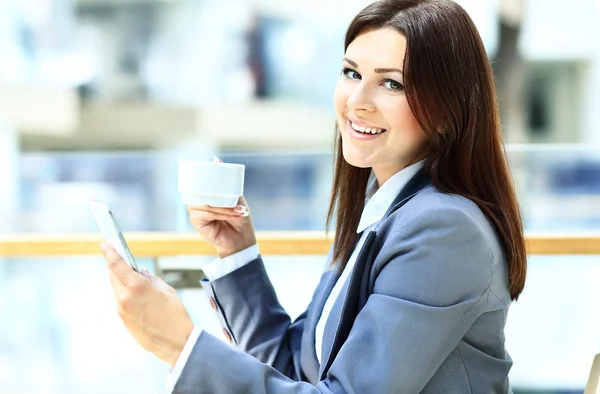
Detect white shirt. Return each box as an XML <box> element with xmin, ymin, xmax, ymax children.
<box><xmin>166</xmin><ymin>160</ymin><xmax>425</xmax><ymax>390</ymax></box>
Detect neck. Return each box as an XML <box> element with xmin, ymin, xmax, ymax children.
<box><xmin>372</xmin><ymin>156</ymin><xmax>426</xmax><ymax>187</ymax></box>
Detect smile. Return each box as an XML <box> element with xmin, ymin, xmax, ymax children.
<box><xmin>351</xmin><ymin>121</ymin><xmax>386</xmax><ymax>135</ymax></box>
<box><xmin>347</xmin><ymin>119</ymin><xmax>388</xmax><ymax>140</ymax></box>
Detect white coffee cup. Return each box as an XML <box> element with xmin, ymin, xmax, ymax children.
<box><xmin>177</xmin><ymin>160</ymin><xmax>245</xmax><ymax>208</ymax></box>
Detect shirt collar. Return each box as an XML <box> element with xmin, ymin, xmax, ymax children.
<box><xmin>356</xmin><ymin>160</ymin><xmax>425</xmax><ymax>234</ymax></box>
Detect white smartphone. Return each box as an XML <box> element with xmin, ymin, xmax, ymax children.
<box><xmin>90</xmin><ymin>199</ymin><xmax>139</xmax><ymax>272</ymax></box>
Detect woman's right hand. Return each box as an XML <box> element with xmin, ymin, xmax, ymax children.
<box><xmin>186</xmin><ymin>157</ymin><xmax>256</xmax><ymax>259</ymax></box>
<box><xmin>187</xmin><ymin>195</ymin><xmax>257</xmax><ymax>259</ymax></box>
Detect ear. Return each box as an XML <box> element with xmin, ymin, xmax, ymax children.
<box><xmin>436</xmin><ymin>122</ymin><xmax>449</xmax><ymax>135</ymax></box>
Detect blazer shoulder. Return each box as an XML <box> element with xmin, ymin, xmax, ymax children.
<box><xmin>406</xmin><ymin>186</ymin><xmax>487</xmax><ymax>220</ymax></box>
<box><xmin>380</xmin><ymin>186</ymin><xmax>511</xmax><ymax>306</ymax></box>
<box><xmin>389</xmin><ymin>186</ymin><xmax>499</xmax><ymax>246</ymax></box>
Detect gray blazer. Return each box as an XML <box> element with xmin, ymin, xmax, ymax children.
<box><xmin>173</xmin><ymin>171</ymin><xmax>514</xmax><ymax>393</ymax></box>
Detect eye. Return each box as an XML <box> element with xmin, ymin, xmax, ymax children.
<box><xmin>342</xmin><ymin>67</ymin><xmax>361</xmax><ymax>80</ymax></box>
<box><xmin>383</xmin><ymin>79</ymin><xmax>404</xmax><ymax>92</ymax></box>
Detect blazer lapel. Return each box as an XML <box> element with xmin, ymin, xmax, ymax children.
<box><xmin>319</xmin><ymin>169</ymin><xmax>432</xmax><ymax>381</ymax></box>
<box><xmin>384</xmin><ymin>167</ymin><xmax>432</xmax><ymax>219</ymax></box>
<box><xmin>319</xmin><ymin>230</ymin><xmax>377</xmax><ymax>381</ymax></box>
<box><xmin>300</xmin><ymin>269</ymin><xmax>339</xmax><ymax>384</ymax></box>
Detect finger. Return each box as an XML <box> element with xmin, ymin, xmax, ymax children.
<box><xmin>189</xmin><ymin>210</ymin><xmax>245</xmax><ymax>226</ymax></box>
<box><xmin>212</xmin><ymin>156</ymin><xmax>223</xmax><ymax>163</ymax></box>
<box><xmin>141</xmin><ymin>268</ymin><xmax>165</xmax><ymax>285</ymax></box>
<box><xmin>101</xmin><ymin>243</ymin><xmax>138</xmax><ymax>285</ymax></box>
<box><xmin>236</xmin><ymin>197</ymin><xmax>250</xmax><ymax>217</ymax></box>
<box><xmin>187</xmin><ymin>204</ymin><xmax>244</xmax><ymax>217</ymax></box>
<box><xmin>140</xmin><ymin>267</ymin><xmax>174</xmax><ymax>292</ymax></box>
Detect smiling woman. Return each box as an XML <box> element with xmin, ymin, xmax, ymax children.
<box><xmin>328</xmin><ymin>0</ymin><xmax>526</xmax><ymax>303</ymax></box>
<box><xmin>103</xmin><ymin>1</ymin><xmax>527</xmax><ymax>393</ymax></box>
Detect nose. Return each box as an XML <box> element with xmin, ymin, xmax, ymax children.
<box><xmin>347</xmin><ymin>82</ymin><xmax>376</xmax><ymax>113</ymax></box>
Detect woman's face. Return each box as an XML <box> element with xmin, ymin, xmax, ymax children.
<box><xmin>333</xmin><ymin>28</ymin><xmax>428</xmax><ymax>185</ymax></box>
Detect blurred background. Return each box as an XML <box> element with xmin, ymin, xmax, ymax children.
<box><xmin>0</xmin><ymin>0</ymin><xmax>599</xmax><ymax>393</ymax></box>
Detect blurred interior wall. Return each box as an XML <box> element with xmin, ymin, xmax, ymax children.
<box><xmin>584</xmin><ymin>51</ymin><xmax>600</xmax><ymax>145</ymax></box>
<box><xmin>0</xmin><ymin>125</ymin><xmax>19</xmax><ymax>232</ymax></box>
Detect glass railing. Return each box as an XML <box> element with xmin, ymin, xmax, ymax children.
<box><xmin>10</xmin><ymin>151</ymin><xmax>335</xmax><ymax>234</ymax></box>
<box><xmin>7</xmin><ymin>145</ymin><xmax>600</xmax><ymax>235</ymax></box>
<box><xmin>508</xmin><ymin>144</ymin><xmax>600</xmax><ymax>233</ymax></box>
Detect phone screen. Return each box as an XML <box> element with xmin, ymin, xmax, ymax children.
<box><xmin>90</xmin><ymin>200</ymin><xmax>140</xmax><ymax>272</ymax></box>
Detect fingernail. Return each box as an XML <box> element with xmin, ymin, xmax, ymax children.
<box><xmin>212</xmin><ymin>156</ymin><xmax>223</xmax><ymax>163</ymax></box>
<box><xmin>234</xmin><ymin>206</ymin><xmax>249</xmax><ymax>217</ymax></box>
<box><xmin>141</xmin><ymin>267</ymin><xmax>151</xmax><ymax>275</ymax></box>
<box><xmin>100</xmin><ymin>242</ymin><xmax>106</xmax><ymax>252</ymax></box>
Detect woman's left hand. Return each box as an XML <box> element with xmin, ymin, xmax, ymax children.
<box><xmin>101</xmin><ymin>243</ymin><xmax>194</xmax><ymax>368</ymax></box>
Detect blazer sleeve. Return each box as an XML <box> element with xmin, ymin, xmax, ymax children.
<box><xmin>200</xmin><ymin>256</ymin><xmax>312</xmax><ymax>381</ymax></box>
<box><xmin>173</xmin><ymin>207</ymin><xmax>496</xmax><ymax>394</ymax></box>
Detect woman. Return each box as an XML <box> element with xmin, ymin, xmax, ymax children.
<box><xmin>103</xmin><ymin>0</ymin><xmax>527</xmax><ymax>392</ymax></box>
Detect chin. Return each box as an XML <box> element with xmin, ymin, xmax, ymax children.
<box><xmin>341</xmin><ymin>146</ymin><xmax>373</xmax><ymax>169</ymax></box>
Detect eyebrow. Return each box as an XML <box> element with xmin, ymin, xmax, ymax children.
<box><xmin>343</xmin><ymin>57</ymin><xmax>403</xmax><ymax>74</ymax></box>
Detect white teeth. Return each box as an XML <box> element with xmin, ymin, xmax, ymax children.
<box><xmin>351</xmin><ymin>122</ymin><xmax>385</xmax><ymax>135</ymax></box>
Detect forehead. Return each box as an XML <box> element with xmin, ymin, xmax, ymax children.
<box><xmin>345</xmin><ymin>28</ymin><xmax>407</xmax><ymax>67</ymax></box>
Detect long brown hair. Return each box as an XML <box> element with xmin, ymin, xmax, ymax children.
<box><xmin>326</xmin><ymin>0</ymin><xmax>526</xmax><ymax>300</ymax></box>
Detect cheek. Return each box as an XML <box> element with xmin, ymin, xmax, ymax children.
<box><xmin>386</xmin><ymin>98</ymin><xmax>425</xmax><ymax>140</ymax></box>
<box><xmin>333</xmin><ymin>79</ymin><xmax>349</xmax><ymax>118</ymax></box>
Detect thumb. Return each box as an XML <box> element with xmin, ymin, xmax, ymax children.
<box><xmin>102</xmin><ymin>243</ymin><xmax>135</xmax><ymax>284</ymax></box>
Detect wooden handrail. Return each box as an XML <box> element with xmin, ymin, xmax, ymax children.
<box><xmin>0</xmin><ymin>232</ymin><xmax>599</xmax><ymax>257</ymax></box>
